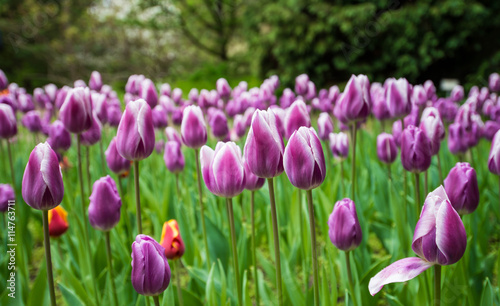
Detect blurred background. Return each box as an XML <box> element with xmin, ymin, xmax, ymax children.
<box><xmin>1</xmin><ymin>0</ymin><xmax>500</xmax><ymax>91</ymax></box>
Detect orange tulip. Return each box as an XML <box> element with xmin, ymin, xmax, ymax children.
<box><xmin>159</xmin><ymin>220</ymin><xmax>185</xmax><ymax>260</ymax></box>
<box><xmin>48</xmin><ymin>206</ymin><xmax>69</xmax><ymax>237</ymax></box>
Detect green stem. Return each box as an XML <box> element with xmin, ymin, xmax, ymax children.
<box><xmin>437</xmin><ymin>154</ymin><xmax>443</xmax><ymax>184</ymax></box>
<box><xmin>194</xmin><ymin>149</ymin><xmax>210</xmax><ymax>269</ymax></box>
<box><xmin>86</xmin><ymin>146</ymin><xmax>91</xmax><ymax>194</ymax></box>
<box><xmin>267</xmin><ymin>178</ymin><xmax>283</xmax><ymax>306</ymax></box>
<box><xmin>306</xmin><ymin>190</ymin><xmax>319</xmax><ymax>306</ymax></box>
<box><xmin>226</xmin><ymin>197</ymin><xmax>242</xmax><ymax>305</ymax></box>
<box><xmin>43</xmin><ymin>210</ymin><xmax>57</xmax><ymax>306</ymax></box>
<box><xmin>174</xmin><ymin>260</ymin><xmax>183</xmax><ymax>306</ymax></box>
<box><xmin>424</xmin><ymin>170</ymin><xmax>428</xmax><ymax>196</ymax></box>
<box><xmin>340</xmin><ymin>161</ymin><xmax>345</xmax><ymax>195</ymax></box>
<box><xmin>387</xmin><ymin>163</ymin><xmax>392</xmax><ymax>181</ymax></box>
<box><xmin>99</xmin><ymin>139</ymin><xmax>106</xmax><ymax>175</ymax></box>
<box><xmin>117</xmin><ymin>176</ymin><xmax>124</xmax><ymax>199</ymax></box>
<box><xmin>133</xmin><ymin>161</ymin><xmax>142</xmax><ymax>234</ymax></box>
<box><xmin>434</xmin><ymin>265</ymin><xmax>441</xmax><ymax>306</ymax></box>
<box><xmin>251</xmin><ymin>191</ymin><xmax>260</xmax><ymax>306</ymax></box>
<box><xmin>153</xmin><ymin>295</ymin><xmax>160</xmax><ymax>306</ymax></box>
<box><xmin>415</xmin><ymin>173</ymin><xmax>421</xmax><ymax>218</ymax></box>
<box><xmin>351</xmin><ymin>124</ymin><xmax>357</xmax><ymax>200</ymax></box>
<box><xmin>345</xmin><ymin>251</ymin><xmax>353</xmax><ymax>287</ymax></box>
<box><xmin>105</xmin><ymin>232</ymin><xmax>119</xmax><ymax>306</ymax></box>
<box><xmin>175</xmin><ymin>174</ymin><xmax>180</xmax><ymax>198</ymax></box>
<box><xmin>6</xmin><ymin>140</ymin><xmax>15</xmax><ymax>193</ymax></box>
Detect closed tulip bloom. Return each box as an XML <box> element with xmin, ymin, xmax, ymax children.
<box><xmin>172</xmin><ymin>88</ymin><xmax>183</xmax><ymax>104</ymax></box>
<box><xmin>295</xmin><ymin>74</ymin><xmax>309</xmax><ymax>96</ymax></box>
<box><xmin>448</xmin><ymin>123</ymin><xmax>468</xmax><ymax>154</ymax></box>
<box><xmin>21</xmin><ymin>110</ymin><xmax>43</xmax><ymax>133</ymax></box>
<box><xmin>488</xmin><ymin>130</ymin><xmax>500</xmax><ymax>175</ymax></box>
<box><xmin>0</xmin><ymin>104</ymin><xmax>17</xmax><ymax>139</ymax></box>
<box><xmin>81</xmin><ymin>112</ymin><xmax>102</xmax><ymax>146</ymax></box>
<box><xmin>131</xmin><ymin>234</ymin><xmax>171</xmax><ymax>296</ymax></box>
<box><xmin>419</xmin><ymin>107</ymin><xmax>445</xmax><ymax>155</ymax></box>
<box><xmin>424</xmin><ymin>80</ymin><xmax>436</xmax><ymax>100</ymax></box>
<box><xmin>47</xmin><ymin>120</ymin><xmax>72</xmax><ymax>152</ymax></box>
<box><xmin>160</xmin><ymin>220</ymin><xmax>185</xmax><ymax>260</ymax></box>
<box><xmin>305</xmin><ymin>80</ymin><xmax>316</xmax><ymax>101</ymax></box>
<box><xmin>209</xmin><ymin>109</ymin><xmax>229</xmax><ymax>139</ymax></box>
<box><xmin>284</xmin><ymin>100</ymin><xmax>311</xmax><ymax>139</ymax></box>
<box><xmin>0</xmin><ymin>184</ymin><xmax>15</xmax><ymax>213</ymax></box>
<box><xmin>0</xmin><ymin>69</ymin><xmax>7</xmax><ymax>90</ymax></box>
<box><xmin>59</xmin><ymin>87</ymin><xmax>93</xmax><ymax>134</ymax></box>
<box><xmin>116</xmin><ymin>99</ymin><xmax>155</xmax><ymax>161</ymax></box>
<box><xmin>444</xmin><ymin>162</ymin><xmax>479</xmax><ymax>215</ymax></box>
<box><xmin>284</xmin><ymin>127</ymin><xmax>326</xmax><ymax>190</ymax></box>
<box><xmin>48</xmin><ymin>206</ymin><xmax>69</xmax><ymax>237</ymax></box>
<box><xmin>106</xmin><ymin>137</ymin><xmax>131</xmax><ymax>175</ymax></box>
<box><xmin>233</xmin><ymin>114</ymin><xmax>246</xmax><ymax>138</ymax></box>
<box><xmin>244</xmin><ymin>159</ymin><xmax>265</xmax><ymax>191</ymax></box>
<box><xmin>329</xmin><ymin>132</ymin><xmax>349</xmax><ymax>159</ymax></box>
<box><xmin>91</xmin><ymin>92</ymin><xmax>108</xmax><ymax>124</ymax></box>
<box><xmin>181</xmin><ymin>105</ymin><xmax>207</xmax><ymax>149</ymax></box>
<box><xmin>280</xmin><ymin>88</ymin><xmax>295</xmax><ymax>109</ymax></box>
<box><xmin>386</xmin><ymin>78</ymin><xmax>412</xmax><ymax>118</ymax></box>
<box><xmin>377</xmin><ymin>133</ymin><xmax>398</xmax><ymax>164</ymax></box>
<box><xmin>18</xmin><ymin>93</ymin><xmax>35</xmax><ymax>113</ymax></box>
<box><xmin>244</xmin><ymin>109</ymin><xmax>285</xmax><ymax>178</ymax></box>
<box><xmin>88</xmin><ymin>176</ymin><xmax>122</xmax><ymax>231</ymax></box>
<box><xmin>160</xmin><ymin>83</ymin><xmax>171</xmax><ymax>97</ymax></box>
<box><xmin>317</xmin><ymin>112</ymin><xmax>334</xmax><ymax>141</ymax></box>
<box><xmin>371</xmin><ymin>90</ymin><xmax>390</xmax><ymax>120</ymax></box>
<box><xmin>484</xmin><ymin>120</ymin><xmax>500</xmax><ymax>141</ymax></box>
<box><xmin>165</xmin><ymin>127</ymin><xmax>182</xmax><ymax>144</ymax></box>
<box><xmin>412</xmin><ymin>85</ymin><xmax>427</xmax><ymax>106</ymax></box>
<box><xmin>22</xmin><ymin>142</ymin><xmax>64</xmax><ymax>210</ymax></box>
<box><xmin>201</xmin><ymin>142</ymin><xmax>246</xmax><ymax>198</ymax></box>
<box><xmin>450</xmin><ymin>85</ymin><xmax>464</xmax><ymax>102</ymax></box>
<box><xmin>140</xmin><ymin>78</ymin><xmax>158</xmax><ymax>108</ymax></box>
<box><xmin>328</xmin><ymin>198</ymin><xmax>362</xmax><ymax>251</ymax></box>
<box><xmin>44</xmin><ymin>84</ymin><xmax>58</xmax><ymax>103</ymax></box>
<box><xmin>163</xmin><ymin>141</ymin><xmax>185</xmax><ymax>174</ymax></box>
<box><xmin>401</xmin><ymin>125</ymin><xmax>432</xmax><ymax>173</ymax></box>
<box><xmin>216</xmin><ymin>78</ymin><xmax>231</xmax><ymax>99</ymax></box>
<box><xmin>89</xmin><ymin>71</ymin><xmax>103</xmax><ymax>91</ymax></box>
<box><xmin>490</xmin><ymin>73</ymin><xmax>500</xmax><ymax>92</ymax></box>
<box><xmin>171</xmin><ymin>107</ymin><xmax>184</xmax><ymax>125</ymax></box>
<box><xmin>107</xmin><ymin>104</ymin><xmax>122</xmax><ymax>127</ymax></box>
<box><xmin>334</xmin><ymin>74</ymin><xmax>371</xmax><ymax>124</ymax></box>
<box><xmin>188</xmin><ymin>88</ymin><xmax>199</xmax><ymax>103</ymax></box>
<box><xmin>152</xmin><ymin>105</ymin><xmax>168</xmax><ymax>129</ymax></box>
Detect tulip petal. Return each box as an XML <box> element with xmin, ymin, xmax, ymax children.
<box><xmin>200</xmin><ymin>145</ymin><xmax>218</xmax><ymax>195</ymax></box>
<box><xmin>283</xmin><ymin>129</ymin><xmax>315</xmax><ymax>189</ymax></box>
<box><xmin>368</xmin><ymin>257</ymin><xmax>434</xmax><ymax>296</ymax></box>
<box><xmin>435</xmin><ymin>199</ymin><xmax>467</xmax><ymax>265</ymax></box>
<box><xmin>212</xmin><ymin>143</ymin><xmax>245</xmax><ymax>197</ymax></box>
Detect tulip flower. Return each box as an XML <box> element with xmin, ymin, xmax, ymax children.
<box><xmin>233</xmin><ymin>114</ymin><xmax>246</xmax><ymax>138</ymax></box>
<box><xmin>369</xmin><ymin>186</ymin><xmax>466</xmax><ymax>305</ymax></box>
<box><xmin>317</xmin><ymin>112</ymin><xmax>334</xmax><ymax>141</ymax></box>
<box><xmin>444</xmin><ymin>162</ymin><xmax>479</xmax><ymax>215</ymax></box>
<box><xmin>488</xmin><ymin>131</ymin><xmax>500</xmax><ymax>175</ymax></box>
<box><xmin>284</xmin><ymin>99</ymin><xmax>311</xmax><ymax>139</ymax></box>
<box><xmin>448</xmin><ymin>123</ymin><xmax>469</xmax><ymax>155</ymax></box>
<box><xmin>424</xmin><ymin>80</ymin><xmax>436</xmax><ymax>100</ymax></box>
<box><xmin>376</xmin><ymin>133</ymin><xmax>398</xmax><ymax>164</ymax></box>
<box><xmin>188</xmin><ymin>88</ymin><xmax>199</xmax><ymax>103</ymax></box>
<box><xmin>419</xmin><ymin>107</ymin><xmax>444</xmax><ymax>156</ymax></box>
<box><xmin>160</xmin><ymin>83</ymin><xmax>171</xmax><ymax>97</ymax></box>
<box><xmin>81</xmin><ymin>112</ymin><xmax>102</xmax><ymax>146</ymax></box>
<box><xmin>89</xmin><ymin>71</ymin><xmax>103</xmax><ymax>91</ymax></box>
<box><xmin>0</xmin><ymin>184</ymin><xmax>15</xmax><ymax>213</ymax></box>
<box><xmin>131</xmin><ymin>234</ymin><xmax>171</xmax><ymax>301</ymax></box>
<box><xmin>484</xmin><ymin>120</ymin><xmax>500</xmax><ymax>141</ymax></box>
<box><xmin>0</xmin><ymin>103</ymin><xmax>17</xmax><ymax>139</ymax></box>
<box><xmin>329</xmin><ymin>132</ymin><xmax>349</xmax><ymax>159</ymax></box>
<box><xmin>244</xmin><ymin>159</ymin><xmax>265</xmax><ymax>191</ymax></box>
<box><xmin>305</xmin><ymin>80</ymin><xmax>316</xmax><ymax>101</ymax></box>
<box><xmin>386</xmin><ymin>78</ymin><xmax>412</xmax><ymax>118</ymax></box>
<box><xmin>18</xmin><ymin>93</ymin><xmax>35</xmax><ymax>113</ymax></box>
<box><xmin>334</xmin><ymin>74</ymin><xmax>371</xmax><ymax>124</ymax></box>
<box><xmin>105</xmin><ymin>137</ymin><xmax>131</xmax><ymax>176</ymax></box>
<box><xmin>328</xmin><ymin>198</ymin><xmax>362</xmax><ymax>251</ymax></box>
<box><xmin>412</xmin><ymin>85</ymin><xmax>427</xmax><ymax>106</ymax></box>
<box><xmin>59</xmin><ymin>87</ymin><xmax>93</xmax><ymax>134</ymax></box>
<box><xmin>107</xmin><ymin>104</ymin><xmax>122</xmax><ymax>127</ymax></box>
<box><xmin>216</xmin><ymin>78</ymin><xmax>231</xmax><ymax>100</ymax></box>
<box><xmin>88</xmin><ymin>176</ymin><xmax>122</xmax><ymax>231</ymax></box>
<box><xmin>48</xmin><ymin>206</ymin><xmax>69</xmax><ymax>237</ymax></box>
<box><xmin>295</xmin><ymin>74</ymin><xmax>309</xmax><ymax>96</ymax></box>
<box><xmin>164</xmin><ymin>141</ymin><xmax>185</xmax><ymax>174</ymax></box>
<box><xmin>165</xmin><ymin>126</ymin><xmax>182</xmax><ymax>144</ymax></box>
<box><xmin>280</xmin><ymin>88</ymin><xmax>295</xmax><ymax>109</ymax></box>
<box><xmin>22</xmin><ymin>110</ymin><xmax>43</xmax><ymax>133</ymax></box>
<box><xmin>208</xmin><ymin>108</ymin><xmax>229</xmax><ymax>139</ymax></box>
<box><xmin>91</xmin><ymin>92</ymin><xmax>108</xmax><ymax>124</ymax></box>
<box><xmin>140</xmin><ymin>78</ymin><xmax>158</xmax><ymax>108</ymax></box>
<box><xmin>159</xmin><ymin>220</ymin><xmax>185</xmax><ymax>259</ymax></box>
<box><xmin>450</xmin><ymin>85</ymin><xmax>464</xmax><ymax>102</ymax></box>
<box><xmin>401</xmin><ymin>125</ymin><xmax>431</xmax><ymax>173</ymax></box>
<box><xmin>0</xmin><ymin>69</ymin><xmax>7</xmax><ymax>90</ymax></box>
<box><xmin>172</xmin><ymin>88</ymin><xmax>183</xmax><ymax>105</ymax></box>
<box><xmin>180</xmin><ymin>105</ymin><xmax>207</xmax><ymax>149</ymax></box>
<box><xmin>152</xmin><ymin>105</ymin><xmax>168</xmax><ymax>129</ymax></box>
<box><xmin>47</xmin><ymin>120</ymin><xmax>72</xmax><ymax>152</ymax></box>
<box><xmin>490</xmin><ymin>73</ymin><xmax>500</xmax><ymax>92</ymax></box>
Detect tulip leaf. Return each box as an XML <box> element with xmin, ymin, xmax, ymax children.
<box><xmin>480</xmin><ymin>278</ymin><xmax>496</xmax><ymax>306</ymax></box>
<box><xmin>27</xmin><ymin>262</ymin><xmax>48</xmax><ymax>306</ymax></box>
<box><xmin>205</xmin><ymin>216</ymin><xmax>230</xmax><ymax>271</ymax></box>
<box><xmin>58</xmin><ymin>282</ymin><xmax>86</xmax><ymax>306</ymax></box>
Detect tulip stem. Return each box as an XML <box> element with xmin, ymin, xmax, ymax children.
<box><xmin>43</xmin><ymin>210</ymin><xmax>57</xmax><ymax>306</ymax></box>
<box><xmin>226</xmin><ymin>197</ymin><xmax>242</xmax><ymax>306</ymax></box>
<box><xmin>267</xmin><ymin>178</ymin><xmax>283</xmax><ymax>306</ymax></box>
<box><xmin>86</xmin><ymin>146</ymin><xmax>91</xmax><ymax>193</ymax></box>
<box><xmin>434</xmin><ymin>265</ymin><xmax>441</xmax><ymax>306</ymax></box>
<box><xmin>437</xmin><ymin>154</ymin><xmax>443</xmax><ymax>183</ymax></box>
<box><xmin>105</xmin><ymin>232</ymin><xmax>119</xmax><ymax>306</ymax></box>
<box><xmin>99</xmin><ymin>140</ymin><xmax>106</xmax><ymax>175</ymax></box>
<box><xmin>133</xmin><ymin>161</ymin><xmax>142</xmax><ymax>234</ymax></box>
<box><xmin>306</xmin><ymin>190</ymin><xmax>319</xmax><ymax>306</ymax></box>
<box><xmin>424</xmin><ymin>171</ymin><xmax>429</xmax><ymax>196</ymax></box>
<box><xmin>152</xmin><ymin>295</ymin><xmax>160</xmax><ymax>306</ymax></box>
<box><xmin>387</xmin><ymin>163</ymin><xmax>392</xmax><ymax>180</ymax></box>
<box><xmin>340</xmin><ymin>161</ymin><xmax>345</xmax><ymax>194</ymax></box>
<box><xmin>6</xmin><ymin>140</ymin><xmax>15</xmax><ymax>192</ymax></box>
<box><xmin>415</xmin><ymin>173</ymin><xmax>421</xmax><ymax>217</ymax></box>
<box><xmin>175</xmin><ymin>174</ymin><xmax>180</xmax><ymax>198</ymax></box>
<box><xmin>174</xmin><ymin>260</ymin><xmax>184</xmax><ymax>306</ymax></box>
<box><xmin>194</xmin><ymin>149</ymin><xmax>210</xmax><ymax>269</ymax></box>
<box><xmin>251</xmin><ymin>191</ymin><xmax>260</xmax><ymax>306</ymax></box>
<box><xmin>345</xmin><ymin>251</ymin><xmax>353</xmax><ymax>286</ymax></box>
<box><xmin>350</xmin><ymin>124</ymin><xmax>357</xmax><ymax>200</ymax></box>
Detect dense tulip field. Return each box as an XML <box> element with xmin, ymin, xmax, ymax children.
<box><xmin>0</xmin><ymin>70</ymin><xmax>500</xmax><ymax>305</ymax></box>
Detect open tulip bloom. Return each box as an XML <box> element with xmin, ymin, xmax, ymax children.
<box><xmin>369</xmin><ymin>186</ymin><xmax>467</xmax><ymax>305</ymax></box>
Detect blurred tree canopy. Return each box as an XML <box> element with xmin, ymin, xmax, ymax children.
<box><xmin>1</xmin><ymin>0</ymin><xmax>500</xmax><ymax>90</ymax></box>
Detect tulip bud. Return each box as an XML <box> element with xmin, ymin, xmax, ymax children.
<box><xmin>419</xmin><ymin>107</ymin><xmax>444</xmax><ymax>155</ymax></box>
<box><xmin>450</xmin><ymin>85</ymin><xmax>464</xmax><ymax>102</ymax></box>
<box><xmin>490</xmin><ymin>73</ymin><xmax>500</xmax><ymax>92</ymax></box>
<box><xmin>116</xmin><ymin>99</ymin><xmax>155</xmax><ymax>161</ymax></box>
<box><xmin>81</xmin><ymin>112</ymin><xmax>102</xmax><ymax>146</ymax></box>
<box><xmin>201</xmin><ymin>142</ymin><xmax>246</xmax><ymax>198</ymax></box>
<box><xmin>188</xmin><ymin>88</ymin><xmax>199</xmax><ymax>103</ymax></box>
<box><xmin>180</xmin><ymin>105</ymin><xmax>207</xmax><ymax>149</ymax></box>
<box><xmin>89</xmin><ymin>176</ymin><xmax>122</xmax><ymax>231</ymax></box>
<box><xmin>0</xmin><ymin>104</ymin><xmax>17</xmax><ymax>139</ymax></box>
<box><xmin>22</xmin><ymin>142</ymin><xmax>64</xmax><ymax>210</ymax></box>
<box><xmin>295</xmin><ymin>74</ymin><xmax>309</xmax><ymax>96</ymax></box>
<box><xmin>208</xmin><ymin>109</ymin><xmax>229</xmax><ymax>139</ymax></box>
<box><xmin>140</xmin><ymin>79</ymin><xmax>158</xmax><ymax>108</ymax></box>
<box><xmin>305</xmin><ymin>80</ymin><xmax>316</xmax><ymax>101</ymax></box>
<box><xmin>284</xmin><ymin>127</ymin><xmax>326</xmax><ymax>190</ymax></box>
<box><xmin>105</xmin><ymin>137</ymin><xmax>131</xmax><ymax>175</ymax></box>
<box><xmin>160</xmin><ymin>83</ymin><xmax>171</xmax><ymax>97</ymax></box>
<box><xmin>448</xmin><ymin>123</ymin><xmax>468</xmax><ymax>154</ymax></box>
<box><xmin>48</xmin><ymin>206</ymin><xmax>69</xmax><ymax>237</ymax></box>
<box><xmin>89</xmin><ymin>71</ymin><xmax>103</xmax><ymax>91</ymax></box>
<box><xmin>59</xmin><ymin>87</ymin><xmax>93</xmax><ymax>134</ymax></box>
<box><xmin>279</xmin><ymin>88</ymin><xmax>295</xmax><ymax>109</ymax></box>
<box><xmin>484</xmin><ymin>120</ymin><xmax>500</xmax><ymax>141</ymax></box>
<box><xmin>284</xmin><ymin>100</ymin><xmax>311</xmax><ymax>139</ymax></box>
<box><xmin>233</xmin><ymin>114</ymin><xmax>246</xmax><ymax>138</ymax></box>
<box><xmin>386</xmin><ymin>78</ymin><xmax>412</xmax><ymax>118</ymax></box>
<box><xmin>424</xmin><ymin>80</ymin><xmax>436</xmax><ymax>100</ymax></box>
<box><xmin>328</xmin><ymin>198</ymin><xmax>362</xmax><ymax>251</ymax></box>
<box><xmin>244</xmin><ymin>158</ymin><xmax>265</xmax><ymax>191</ymax></box>
<box><xmin>216</xmin><ymin>78</ymin><xmax>232</xmax><ymax>99</ymax></box>
<box><xmin>172</xmin><ymin>88</ymin><xmax>183</xmax><ymax>105</ymax></box>
<box><xmin>377</xmin><ymin>133</ymin><xmax>398</xmax><ymax>164</ymax></box>
<box><xmin>334</xmin><ymin>74</ymin><xmax>371</xmax><ymax>124</ymax></box>
<box><xmin>165</xmin><ymin>127</ymin><xmax>182</xmax><ymax>144</ymax></box>
<box><xmin>160</xmin><ymin>220</ymin><xmax>185</xmax><ymax>260</ymax></box>
<box><xmin>164</xmin><ymin>141</ymin><xmax>185</xmax><ymax>174</ymax></box>
<box><xmin>18</xmin><ymin>93</ymin><xmax>35</xmax><ymax>113</ymax></box>
<box><xmin>0</xmin><ymin>184</ymin><xmax>15</xmax><ymax>213</ymax></box>
<box><xmin>47</xmin><ymin>120</ymin><xmax>72</xmax><ymax>152</ymax></box>
<box><xmin>488</xmin><ymin>130</ymin><xmax>500</xmax><ymax>175</ymax></box>
<box><xmin>329</xmin><ymin>132</ymin><xmax>349</xmax><ymax>159</ymax></box>
<box><xmin>91</xmin><ymin>92</ymin><xmax>108</xmax><ymax>124</ymax></box>
<box><xmin>371</xmin><ymin>88</ymin><xmax>390</xmax><ymax>121</ymax></box>
<box><xmin>400</xmin><ymin>125</ymin><xmax>432</xmax><ymax>173</ymax></box>
<box><xmin>152</xmin><ymin>105</ymin><xmax>168</xmax><ymax>129</ymax></box>
<box><xmin>244</xmin><ymin>109</ymin><xmax>285</xmax><ymax>178</ymax></box>
<box><xmin>0</xmin><ymin>69</ymin><xmax>7</xmax><ymax>90</ymax></box>
<box><xmin>444</xmin><ymin>162</ymin><xmax>479</xmax><ymax>215</ymax></box>
<box><xmin>131</xmin><ymin>234</ymin><xmax>171</xmax><ymax>296</ymax></box>
<box><xmin>412</xmin><ymin>85</ymin><xmax>427</xmax><ymax>106</ymax></box>
<box><xmin>107</xmin><ymin>104</ymin><xmax>122</xmax><ymax>127</ymax></box>
<box><xmin>317</xmin><ymin>112</ymin><xmax>334</xmax><ymax>141</ymax></box>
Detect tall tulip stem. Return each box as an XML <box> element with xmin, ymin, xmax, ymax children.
<box><xmin>345</xmin><ymin>251</ymin><xmax>353</xmax><ymax>287</ymax></box>
<box><xmin>105</xmin><ymin>232</ymin><xmax>119</xmax><ymax>306</ymax></box>
<box><xmin>424</xmin><ymin>171</ymin><xmax>429</xmax><ymax>196</ymax></box>
<box><xmin>251</xmin><ymin>191</ymin><xmax>260</xmax><ymax>306</ymax></box>
<box><xmin>415</xmin><ymin>173</ymin><xmax>421</xmax><ymax>217</ymax></box>
<box><xmin>437</xmin><ymin>154</ymin><xmax>443</xmax><ymax>183</ymax></box>
<box><xmin>350</xmin><ymin>124</ymin><xmax>357</xmax><ymax>200</ymax></box>
<box><xmin>99</xmin><ymin>140</ymin><xmax>106</xmax><ymax>175</ymax></box>
<box><xmin>86</xmin><ymin>146</ymin><xmax>91</xmax><ymax>193</ymax></box>
<box><xmin>226</xmin><ymin>197</ymin><xmax>242</xmax><ymax>305</ymax></box>
<box><xmin>194</xmin><ymin>149</ymin><xmax>210</xmax><ymax>268</ymax></box>
<box><xmin>152</xmin><ymin>296</ymin><xmax>160</xmax><ymax>306</ymax></box>
<box><xmin>6</xmin><ymin>140</ymin><xmax>15</xmax><ymax>192</ymax></box>
<box><xmin>267</xmin><ymin>178</ymin><xmax>283</xmax><ymax>306</ymax></box>
<box><xmin>434</xmin><ymin>265</ymin><xmax>441</xmax><ymax>306</ymax></box>
<box><xmin>133</xmin><ymin>161</ymin><xmax>142</xmax><ymax>234</ymax></box>
<box><xmin>306</xmin><ymin>190</ymin><xmax>319</xmax><ymax>306</ymax></box>
<box><xmin>174</xmin><ymin>260</ymin><xmax>183</xmax><ymax>306</ymax></box>
<box><xmin>43</xmin><ymin>210</ymin><xmax>56</xmax><ymax>306</ymax></box>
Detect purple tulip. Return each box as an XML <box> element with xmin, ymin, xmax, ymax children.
<box><xmin>22</xmin><ymin>110</ymin><xmax>43</xmax><ymax>133</ymax></box>
<box><xmin>419</xmin><ymin>107</ymin><xmax>444</xmax><ymax>155</ymax></box>
<box><xmin>164</xmin><ymin>141</ymin><xmax>185</xmax><ymax>174</ymax></box>
<box><xmin>305</xmin><ymin>81</ymin><xmax>316</xmax><ymax>101</ymax></box>
<box><xmin>386</xmin><ymin>78</ymin><xmax>412</xmax><ymax>118</ymax></box>
<box><xmin>0</xmin><ymin>70</ymin><xmax>7</xmax><ymax>90</ymax></box>
<box><xmin>280</xmin><ymin>88</ymin><xmax>295</xmax><ymax>109</ymax></box>
<box><xmin>172</xmin><ymin>88</ymin><xmax>183</xmax><ymax>105</ymax></box>
<box><xmin>131</xmin><ymin>234</ymin><xmax>171</xmax><ymax>296</ymax></box>
<box><xmin>329</xmin><ymin>132</ymin><xmax>349</xmax><ymax>159</ymax></box>
<box><xmin>412</xmin><ymin>85</ymin><xmax>427</xmax><ymax>106</ymax></box>
<box><xmin>105</xmin><ymin>137</ymin><xmax>131</xmax><ymax>175</ymax></box>
<box><xmin>0</xmin><ymin>104</ymin><xmax>17</xmax><ymax>139</ymax></box>
<box><xmin>377</xmin><ymin>133</ymin><xmax>398</xmax><ymax>164</ymax></box>
<box><xmin>91</xmin><ymin>92</ymin><xmax>108</xmax><ymax>124</ymax></box>
<box><xmin>140</xmin><ymin>79</ymin><xmax>158</xmax><ymax>108</ymax></box>
<box><xmin>334</xmin><ymin>74</ymin><xmax>371</xmax><ymax>124</ymax></box>
<box><xmin>22</xmin><ymin>142</ymin><xmax>64</xmax><ymax>210</ymax></box>
<box><xmin>243</xmin><ymin>159</ymin><xmax>265</xmax><ymax>191</ymax></box>
<box><xmin>171</xmin><ymin>107</ymin><xmax>184</xmax><ymax>125</ymax></box>
<box><xmin>284</xmin><ymin>100</ymin><xmax>311</xmax><ymax>139</ymax></box>
<box><xmin>59</xmin><ymin>87</ymin><xmax>93</xmax><ymax>134</ymax></box>
<box><xmin>284</xmin><ymin>127</ymin><xmax>326</xmax><ymax>190</ymax></box>
<box><xmin>423</xmin><ymin>80</ymin><xmax>436</xmax><ymax>100</ymax></box>
<box><xmin>47</xmin><ymin>120</ymin><xmax>72</xmax><ymax>152</ymax></box>
<box><xmin>450</xmin><ymin>85</ymin><xmax>464</xmax><ymax>102</ymax></box>
<box><xmin>55</xmin><ymin>86</ymin><xmax>69</xmax><ymax>109</ymax></box>
<box><xmin>0</xmin><ymin>184</ymin><xmax>15</xmax><ymax>213</ymax></box>
<box><xmin>444</xmin><ymin>162</ymin><xmax>479</xmax><ymax>215</ymax></box>
<box><xmin>116</xmin><ymin>99</ymin><xmax>155</xmax><ymax>161</ymax></box>
<box><xmin>244</xmin><ymin>109</ymin><xmax>285</xmax><ymax>178</ymax></box>
<box><xmin>80</xmin><ymin>112</ymin><xmax>102</xmax><ymax>146</ymax></box>
<box><xmin>181</xmin><ymin>105</ymin><xmax>207</xmax><ymax>149</ymax></box>
<box><xmin>89</xmin><ymin>71</ymin><xmax>103</xmax><ymax>91</ymax></box>
<box><xmin>328</xmin><ymin>198</ymin><xmax>362</xmax><ymax>251</ymax></box>
<box><xmin>295</xmin><ymin>74</ymin><xmax>309</xmax><ymax>96</ymax></box>
<box><xmin>317</xmin><ymin>112</ymin><xmax>334</xmax><ymax>141</ymax></box>
<box><xmin>369</xmin><ymin>186</ymin><xmax>466</xmax><ymax>295</ymax></box>
<box><xmin>392</xmin><ymin>120</ymin><xmax>402</xmax><ymax>147</ymax></box>
<box><xmin>165</xmin><ymin>127</ymin><xmax>182</xmax><ymax>144</ymax></box>
<box><xmin>216</xmin><ymin>78</ymin><xmax>232</xmax><ymax>99</ymax></box>
<box><xmin>371</xmin><ymin>88</ymin><xmax>390</xmax><ymax>120</ymax></box>
<box><xmin>488</xmin><ymin>130</ymin><xmax>500</xmax><ymax>175</ymax></box>
<box><xmin>160</xmin><ymin>83</ymin><xmax>171</xmax><ymax>97</ymax></box>
<box><xmin>448</xmin><ymin>123</ymin><xmax>468</xmax><ymax>154</ymax></box>
<box><xmin>44</xmin><ymin>84</ymin><xmax>58</xmax><ymax>103</ymax></box>
<box><xmin>233</xmin><ymin>114</ymin><xmax>246</xmax><ymax>138</ymax></box>
<box><xmin>484</xmin><ymin>121</ymin><xmax>500</xmax><ymax>141</ymax></box>
<box><xmin>107</xmin><ymin>104</ymin><xmax>122</xmax><ymax>127</ymax></box>
<box><xmin>209</xmin><ymin>109</ymin><xmax>229</xmax><ymax>139</ymax></box>
<box><xmin>88</xmin><ymin>175</ymin><xmax>122</xmax><ymax>231</ymax></box>
<box><xmin>400</xmin><ymin>125</ymin><xmax>432</xmax><ymax>173</ymax></box>
<box><xmin>152</xmin><ymin>105</ymin><xmax>168</xmax><ymax>129</ymax></box>
<box><xmin>18</xmin><ymin>93</ymin><xmax>34</xmax><ymax>113</ymax></box>
<box><xmin>188</xmin><ymin>88</ymin><xmax>198</xmax><ymax>103</ymax></box>
<box><xmin>201</xmin><ymin>142</ymin><xmax>246</xmax><ymax>198</ymax></box>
